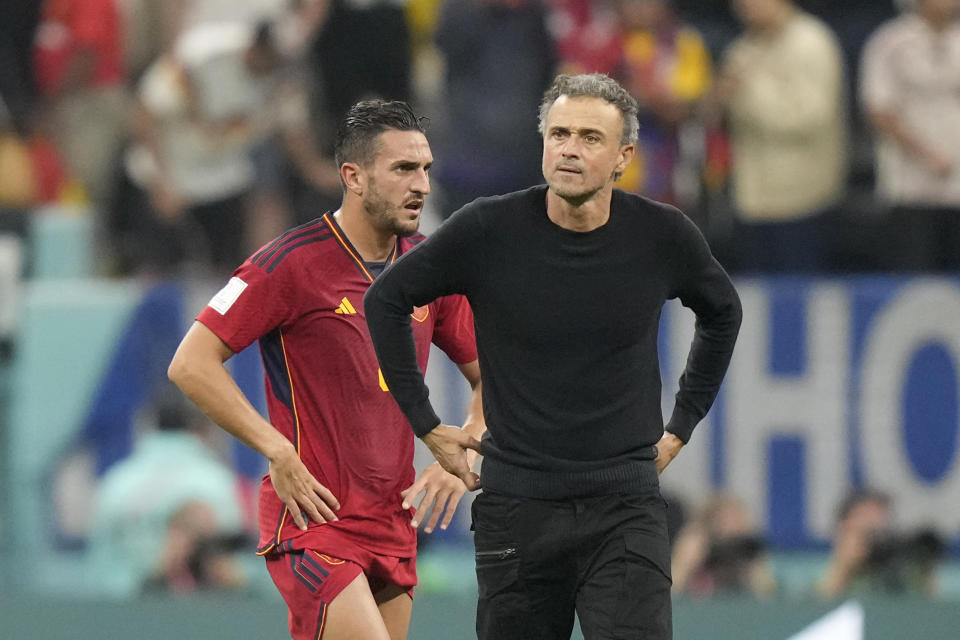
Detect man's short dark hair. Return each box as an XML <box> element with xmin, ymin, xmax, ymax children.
<box><xmin>333</xmin><ymin>100</ymin><xmax>428</xmax><ymax>171</ymax></box>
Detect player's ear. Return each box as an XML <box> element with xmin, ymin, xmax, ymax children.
<box><xmin>342</xmin><ymin>162</ymin><xmax>364</xmax><ymax>196</ymax></box>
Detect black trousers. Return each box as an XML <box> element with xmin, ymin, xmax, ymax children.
<box><xmin>472</xmin><ymin>491</ymin><xmax>672</xmax><ymax>640</ymax></box>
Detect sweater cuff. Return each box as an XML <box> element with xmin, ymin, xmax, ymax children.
<box><xmin>409</xmin><ymin>399</ymin><xmax>442</xmax><ymax>438</ymax></box>
<box><xmin>665</xmin><ymin>404</ymin><xmax>700</xmax><ymax>444</ymax></box>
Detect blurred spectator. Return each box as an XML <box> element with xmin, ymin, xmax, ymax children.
<box><xmin>33</xmin><ymin>0</ymin><xmax>129</xmax><ymax>208</ymax></box>
<box><xmin>546</xmin><ymin>0</ymin><xmax>624</xmax><ymax>75</ymax></box>
<box><xmin>0</xmin><ymin>92</ymin><xmax>86</xmax><ymax>216</ymax></box>
<box><xmin>114</xmin><ymin>20</ymin><xmax>337</xmax><ymax>275</ymax></box>
<box><xmin>860</xmin><ymin>0</ymin><xmax>960</xmax><ymax>272</ymax></box>
<box><xmin>714</xmin><ymin>0</ymin><xmax>848</xmax><ymax>272</ymax></box>
<box><xmin>311</xmin><ymin>0</ymin><xmax>412</xmax><ymax>128</ymax></box>
<box><xmin>140</xmin><ymin>502</ymin><xmax>251</xmax><ymax>594</ymax></box>
<box><xmin>0</xmin><ymin>0</ymin><xmax>43</xmax><ymax>132</ymax></box>
<box><xmin>672</xmin><ymin>0</ymin><xmax>740</xmax><ymax>62</ymax></box>
<box><xmin>817</xmin><ymin>489</ymin><xmax>945</xmax><ymax>598</ymax></box>
<box><xmin>169</xmin><ymin>0</ymin><xmax>330</xmax><ymax>58</ymax></box>
<box><xmin>176</xmin><ymin>0</ymin><xmax>290</xmax><ymax>27</ymax></box>
<box><xmin>86</xmin><ymin>391</ymin><xmax>246</xmax><ymax>598</ymax></box>
<box><xmin>0</xmin><ymin>98</ymin><xmax>28</xmax><ymax>358</ymax></box>
<box><xmin>615</xmin><ymin>0</ymin><xmax>713</xmax><ymax>210</ymax></box>
<box><xmin>671</xmin><ymin>494</ymin><xmax>777</xmax><ymax>598</ymax></box>
<box><xmin>172</xmin><ymin>0</ymin><xmax>338</xmax><ymax>230</ymax></box>
<box><xmin>432</xmin><ymin>0</ymin><xmax>555</xmax><ymax>216</ymax></box>
<box><xmin>0</xmin><ymin>99</ymin><xmax>37</xmax><ymax>214</ymax></box>
<box><xmin>116</xmin><ymin>0</ymin><xmax>183</xmax><ymax>79</ymax></box>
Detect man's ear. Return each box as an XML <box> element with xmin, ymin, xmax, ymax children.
<box><xmin>342</xmin><ymin>162</ymin><xmax>364</xmax><ymax>196</ymax></box>
<box><xmin>616</xmin><ymin>143</ymin><xmax>636</xmax><ymax>176</ymax></box>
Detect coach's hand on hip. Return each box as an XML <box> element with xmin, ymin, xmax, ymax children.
<box><xmin>422</xmin><ymin>424</ymin><xmax>482</xmax><ymax>491</ymax></box>
<box><xmin>655</xmin><ymin>432</ymin><xmax>685</xmax><ymax>475</ymax></box>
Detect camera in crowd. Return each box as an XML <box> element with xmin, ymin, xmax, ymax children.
<box><xmin>861</xmin><ymin>528</ymin><xmax>946</xmax><ymax>594</ymax></box>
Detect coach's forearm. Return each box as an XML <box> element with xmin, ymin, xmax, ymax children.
<box><xmin>364</xmin><ymin>280</ymin><xmax>442</xmax><ymax>436</ymax></box>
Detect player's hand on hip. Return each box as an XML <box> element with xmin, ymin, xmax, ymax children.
<box><xmin>269</xmin><ymin>445</ymin><xmax>340</xmax><ymax>530</ymax></box>
<box><xmin>421</xmin><ymin>424</ymin><xmax>482</xmax><ymax>491</ymax></box>
<box><xmin>655</xmin><ymin>431</ymin><xmax>684</xmax><ymax>475</ymax></box>
<box><xmin>401</xmin><ymin>462</ymin><xmax>469</xmax><ymax>534</ymax></box>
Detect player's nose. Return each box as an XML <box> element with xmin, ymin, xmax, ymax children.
<box><xmin>412</xmin><ymin>167</ymin><xmax>430</xmax><ymax>195</ymax></box>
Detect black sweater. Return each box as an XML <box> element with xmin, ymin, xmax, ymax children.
<box><xmin>365</xmin><ymin>186</ymin><xmax>741</xmax><ymax>499</ymax></box>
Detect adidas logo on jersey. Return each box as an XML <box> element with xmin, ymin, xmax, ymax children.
<box><xmin>334</xmin><ymin>297</ymin><xmax>357</xmax><ymax>315</ymax></box>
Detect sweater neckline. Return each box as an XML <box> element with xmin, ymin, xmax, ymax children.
<box><xmin>535</xmin><ymin>186</ymin><xmax>617</xmax><ymax>238</ymax></box>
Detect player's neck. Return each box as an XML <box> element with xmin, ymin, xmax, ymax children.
<box><xmin>546</xmin><ymin>187</ymin><xmax>613</xmax><ymax>232</ymax></box>
<box><xmin>332</xmin><ymin>208</ymin><xmax>396</xmax><ymax>262</ymax></box>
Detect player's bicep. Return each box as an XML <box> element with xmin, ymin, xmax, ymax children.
<box><xmin>182</xmin><ymin>321</ymin><xmax>235</xmax><ymax>363</ymax></box>
<box><xmin>431</xmin><ymin>294</ymin><xmax>478</xmax><ymax>364</ymax></box>
<box><xmin>197</xmin><ymin>262</ymin><xmax>300</xmax><ymax>351</ymax></box>
<box><xmin>168</xmin><ymin>321</ymin><xmax>235</xmax><ymax>390</ymax></box>
<box><xmin>457</xmin><ymin>359</ymin><xmax>481</xmax><ymax>388</ymax></box>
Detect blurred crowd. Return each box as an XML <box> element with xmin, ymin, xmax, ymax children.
<box><xmin>80</xmin><ymin>378</ymin><xmax>957</xmax><ymax>601</ymax></box>
<box><xmin>1</xmin><ymin>0</ymin><xmax>959</xmax><ymax>600</ymax></box>
<box><xmin>1</xmin><ymin>0</ymin><xmax>959</xmax><ymax>283</ymax></box>
<box><xmin>666</xmin><ymin>490</ymin><xmax>947</xmax><ymax>601</ymax></box>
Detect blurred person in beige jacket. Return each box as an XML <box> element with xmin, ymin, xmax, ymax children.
<box><xmin>715</xmin><ymin>0</ymin><xmax>848</xmax><ymax>272</ymax></box>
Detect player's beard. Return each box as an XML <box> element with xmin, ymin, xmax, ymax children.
<box><xmin>363</xmin><ymin>181</ymin><xmax>419</xmax><ymax>238</ymax></box>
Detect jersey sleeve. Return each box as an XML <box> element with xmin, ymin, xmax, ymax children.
<box><xmin>196</xmin><ymin>258</ymin><xmax>300</xmax><ymax>354</ymax></box>
<box><xmin>430</xmin><ymin>294</ymin><xmax>477</xmax><ymax>365</ymax></box>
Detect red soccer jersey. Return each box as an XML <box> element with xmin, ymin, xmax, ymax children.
<box><xmin>197</xmin><ymin>213</ymin><xmax>477</xmax><ymax>559</ymax></box>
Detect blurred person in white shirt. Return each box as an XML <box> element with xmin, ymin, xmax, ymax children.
<box><xmin>714</xmin><ymin>0</ymin><xmax>848</xmax><ymax>273</ymax></box>
<box><xmin>116</xmin><ymin>20</ymin><xmax>337</xmax><ymax>275</ymax></box>
<box><xmin>861</xmin><ymin>0</ymin><xmax>960</xmax><ymax>271</ymax></box>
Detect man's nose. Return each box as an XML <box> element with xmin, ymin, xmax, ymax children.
<box><xmin>560</xmin><ymin>137</ymin><xmax>581</xmax><ymax>157</ymax></box>
<box><xmin>412</xmin><ymin>168</ymin><xmax>431</xmax><ymax>194</ymax></box>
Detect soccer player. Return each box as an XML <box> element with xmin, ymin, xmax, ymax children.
<box><xmin>168</xmin><ymin>100</ymin><xmax>483</xmax><ymax>640</ymax></box>
<box><xmin>364</xmin><ymin>74</ymin><xmax>742</xmax><ymax>639</ymax></box>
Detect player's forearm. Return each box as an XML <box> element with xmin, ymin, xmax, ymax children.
<box><xmin>456</xmin><ymin>361</ymin><xmax>485</xmax><ymax>470</ymax></box>
<box><xmin>169</xmin><ymin>343</ymin><xmax>293</xmax><ymax>462</ymax></box>
<box><xmin>462</xmin><ymin>387</ymin><xmax>485</xmax><ymax>471</ymax></box>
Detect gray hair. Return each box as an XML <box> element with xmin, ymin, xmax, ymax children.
<box><xmin>537</xmin><ymin>73</ymin><xmax>639</xmax><ymax>146</ymax></box>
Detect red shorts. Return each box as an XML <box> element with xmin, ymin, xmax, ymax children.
<box><xmin>265</xmin><ymin>544</ymin><xmax>417</xmax><ymax>640</ymax></box>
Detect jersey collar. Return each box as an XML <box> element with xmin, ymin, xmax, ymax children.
<box><xmin>322</xmin><ymin>212</ymin><xmax>399</xmax><ymax>282</ymax></box>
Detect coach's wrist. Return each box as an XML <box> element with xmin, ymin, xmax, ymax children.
<box><xmin>413</xmin><ymin>415</ymin><xmax>442</xmax><ymax>439</ymax></box>
<box><xmin>660</xmin><ymin>431</ymin><xmax>685</xmax><ymax>454</ymax></box>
